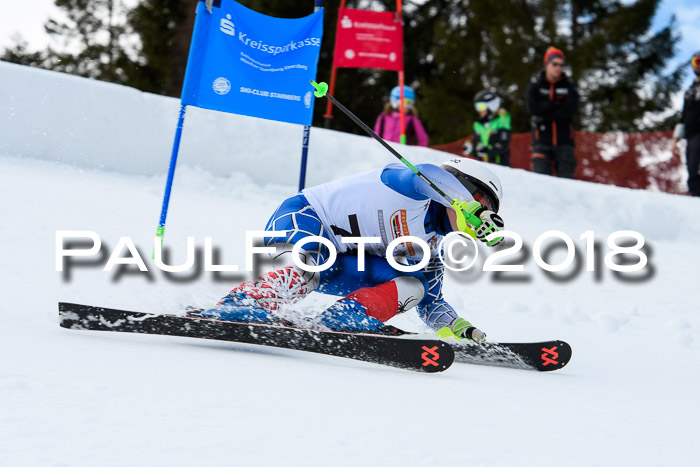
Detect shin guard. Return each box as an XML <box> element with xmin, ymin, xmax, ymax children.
<box><xmin>345</xmin><ymin>281</ymin><xmax>400</xmax><ymax>323</ymax></box>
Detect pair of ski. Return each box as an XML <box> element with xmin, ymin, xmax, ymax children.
<box><xmin>58</xmin><ymin>302</ymin><xmax>571</xmax><ymax>373</ymax></box>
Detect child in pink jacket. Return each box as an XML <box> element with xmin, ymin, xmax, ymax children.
<box><xmin>374</xmin><ymin>86</ymin><xmax>429</xmax><ymax>146</ymax></box>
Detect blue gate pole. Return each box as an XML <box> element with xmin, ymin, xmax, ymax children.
<box><xmin>155</xmin><ymin>1</ymin><xmax>211</xmax><ymax>246</ymax></box>
<box><xmin>156</xmin><ymin>104</ymin><xmax>187</xmax><ymax>242</ymax></box>
<box><xmin>298</xmin><ymin>0</ymin><xmax>324</xmax><ymax>191</ymax></box>
<box><xmin>298</xmin><ymin>125</ymin><xmax>311</xmax><ymax>191</ymax></box>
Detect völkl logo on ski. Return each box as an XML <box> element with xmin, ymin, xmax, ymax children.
<box><xmin>421</xmin><ymin>345</ymin><xmax>440</xmax><ymax>367</ymax></box>
<box><xmin>540</xmin><ymin>346</ymin><xmax>559</xmax><ymax>366</ymax></box>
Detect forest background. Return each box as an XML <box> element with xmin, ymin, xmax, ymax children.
<box><xmin>1</xmin><ymin>0</ymin><xmax>694</xmax><ymax>145</ymax></box>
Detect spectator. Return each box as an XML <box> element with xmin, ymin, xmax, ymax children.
<box><xmin>672</xmin><ymin>51</ymin><xmax>700</xmax><ymax>197</ymax></box>
<box><xmin>472</xmin><ymin>90</ymin><xmax>511</xmax><ymax>166</ymax></box>
<box><xmin>526</xmin><ymin>46</ymin><xmax>579</xmax><ymax>178</ymax></box>
<box><xmin>374</xmin><ymin>85</ymin><xmax>429</xmax><ymax>146</ymax></box>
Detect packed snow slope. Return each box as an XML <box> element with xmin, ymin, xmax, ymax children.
<box><xmin>1</xmin><ymin>61</ymin><xmax>698</xmax><ymax>466</ymax></box>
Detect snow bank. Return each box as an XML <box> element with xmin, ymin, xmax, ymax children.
<box><xmin>1</xmin><ymin>61</ymin><xmax>698</xmax><ymax>467</ymax></box>
<box><xmin>0</xmin><ymin>60</ymin><xmax>445</xmax><ymax>187</ymax></box>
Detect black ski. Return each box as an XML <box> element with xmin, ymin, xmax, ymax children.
<box><xmin>450</xmin><ymin>339</ymin><xmax>572</xmax><ymax>371</ymax></box>
<box><xmin>58</xmin><ymin>302</ymin><xmax>454</xmax><ymax>373</ymax></box>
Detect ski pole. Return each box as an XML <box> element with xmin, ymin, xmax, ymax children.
<box><xmin>310</xmin><ymin>80</ymin><xmax>482</xmax><ymax>231</ymax></box>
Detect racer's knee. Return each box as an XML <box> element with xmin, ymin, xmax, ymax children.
<box><xmin>393</xmin><ymin>276</ymin><xmax>427</xmax><ymax>312</ymax></box>
<box><xmin>344</xmin><ymin>276</ymin><xmax>426</xmax><ymax>323</ymax></box>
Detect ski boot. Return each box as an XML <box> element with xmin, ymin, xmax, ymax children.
<box><xmin>316</xmin><ymin>299</ymin><xmax>406</xmax><ymax>336</ymax></box>
<box><xmin>436</xmin><ymin>318</ymin><xmax>487</xmax><ymax>343</ymax></box>
<box><xmin>201</xmin><ymin>266</ymin><xmax>312</xmax><ymax>325</ymax></box>
<box><xmin>200</xmin><ymin>291</ymin><xmax>276</xmax><ymax>324</ymax></box>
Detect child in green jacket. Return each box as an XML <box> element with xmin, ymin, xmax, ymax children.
<box><xmin>472</xmin><ymin>90</ymin><xmax>511</xmax><ymax>166</ymax></box>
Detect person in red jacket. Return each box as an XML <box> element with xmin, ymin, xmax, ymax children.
<box><xmin>374</xmin><ymin>85</ymin><xmax>429</xmax><ymax>146</ymax></box>
<box><xmin>526</xmin><ymin>47</ymin><xmax>579</xmax><ymax>178</ymax></box>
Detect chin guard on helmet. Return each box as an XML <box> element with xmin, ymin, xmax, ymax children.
<box><xmin>451</xmin><ymin>199</ymin><xmax>504</xmax><ymax>246</ymax></box>
<box><xmin>450</xmin><ymin>199</ymin><xmax>480</xmax><ymax>238</ymax></box>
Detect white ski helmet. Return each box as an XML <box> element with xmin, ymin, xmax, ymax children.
<box><xmin>441</xmin><ymin>158</ymin><xmax>503</xmax><ymax>212</ymax></box>
<box><xmin>474</xmin><ymin>90</ymin><xmax>501</xmax><ymax>114</ymax></box>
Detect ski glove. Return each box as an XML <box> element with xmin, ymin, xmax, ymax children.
<box><xmin>465</xmin><ymin>201</ymin><xmax>505</xmax><ymax>247</ymax></box>
<box><xmin>451</xmin><ymin>317</ymin><xmax>487</xmax><ymax>343</ymax></box>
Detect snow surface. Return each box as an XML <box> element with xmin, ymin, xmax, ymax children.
<box><xmin>1</xmin><ymin>60</ymin><xmax>698</xmax><ymax>466</ymax></box>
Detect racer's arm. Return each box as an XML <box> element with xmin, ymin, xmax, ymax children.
<box><xmin>380</xmin><ymin>163</ymin><xmax>475</xmax><ymax>207</ymax></box>
<box><xmin>416</xmin><ymin>257</ymin><xmax>486</xmax><ymax>342</ymax></box>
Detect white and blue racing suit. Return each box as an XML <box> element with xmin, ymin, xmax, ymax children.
<box><xmin>263</xmin><ymin>163</ymin><xmax>477</xmax><ymax>331</ymax></box>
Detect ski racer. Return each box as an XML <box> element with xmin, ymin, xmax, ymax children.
<box><xmin>202</xmin><ymin>158</ymin><xmax>504</xmax><ymax>343</ymax></box>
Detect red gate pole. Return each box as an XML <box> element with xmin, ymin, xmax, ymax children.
<box><xmin>323</xmin><ymin>0</ymin><xmax>347</xmax><ymax>128</ymax></box>
<box><xmin>397</xmin><ymin>1</ymin><xmax>406</xmax><ymax>144</ymax></box>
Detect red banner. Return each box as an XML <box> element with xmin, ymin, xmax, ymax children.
<box><xmin>332</xmin><ymin>8</ymin><xmax>403</xmax><ymax>71</ymax></box>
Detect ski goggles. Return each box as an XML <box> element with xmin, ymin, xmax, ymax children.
<box><xmin>693</xmin><ymin>56</ymin><xmax>700</xmax><ymax>69</ymax></box>
<box><xmin>475</xmin><ymin>102</ymin><xmax>488</xmax><ymax>112</ymax></box>
<box><xmin>472</xmin><ymin>190</ymin><xmax>497</xmax><ymax>212</ymax></box>
<box><xmin>390</xmin><ymin>97</ymin><xmax>415</xmax><ymax>109</ymax></box>
<box><xmin>458</xmin><ymin>174</ymin><xmax>498</xmax><ymax>212</ymax></box>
